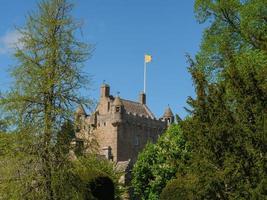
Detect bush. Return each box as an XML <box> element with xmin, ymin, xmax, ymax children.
<box><xmin>131</xmin><ymin>125</ymin><xmax>191</xmax><ymax>199</ymax></box>
<box><xmin>73</xmin><ymin>155</ymin><xmax>125</xmax><ymax>200</ymax></box>
<box><xmin>160</xmin><ymin>175</ymin><xmax>196</xmax><ymax>200</ymax></box>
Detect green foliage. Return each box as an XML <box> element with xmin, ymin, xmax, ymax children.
<box><xmin>0</xmin><ymin>117</ymin><xmax>9</xmax><ymax>132</ymax></box>
<box><xmin>0</xmin><ymin>0</ymin><xmax>94</xmax><ymax>199</ymax></box>
<box><xmin>0</xmin><ymin>135</ymin><xmax>123</xmax><ymax>200</ymax></box>
<box><xmin>135</xmin><ymin>4</ymin><xmax>267</xmax><ymax>195</ymax></box>
<box><xmin>131</xmin><ymin>125</ymin><xmax>190</xmax><ymax>200</ymax></box>
<box><xmin>0</xmin><ymin>0</ymin><xmax>125</xmax><ymax>199</ymax></box>
<box><xmin>170</xmin><ymin>0</ymin><xmax>267</xmax><ymax>199</ymax></box>
<box><xmin>73</xmin><ymin>155</ymin><xmax>125</xmax><ymax>200</ymax></box>
<box><xmin>0</xmin><ymin>132</ymin><xmax>42</xmax><ymax>199</ymax></box>
<box><xmin>160</xmin><ymin>175</ymin><xmax>196</xmax><ymax>200</ymax></box>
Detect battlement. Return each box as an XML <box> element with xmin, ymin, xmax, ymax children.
<box><xmin>123</xmin><ymin>111</ymin><xmax>166</xmax><ymax>128</ymax></box>
<box><xmin>75</xmin><ymin>84</ymin><xmax>173</xmax><ymax>163</ymax></box>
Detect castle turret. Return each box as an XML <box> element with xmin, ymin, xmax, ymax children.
<box><xmin>75</xmin><ymin>105</ymin><xmax>86</xmax><ymax>117</ymax></box>
<box><xmin>101</xmin><ymin>84</ymin><xmax>110</xmax><ymax>98</ymax></box>
<box><xmin>75</xmin><ymin>105</ymin><xmax>86</xmax><ymax>132</ymax></box>
<box><xmin>112</xmin><ymin>96</ymin><xmax>123</xmax><ymax>126</ymax></box>
<box><xmin>74</xmin><ymin>83</ymin><xmax>168</xmax><ymax>166</ymax></box>
<box><xmin>113</xmin><ymin>96</ymin><xmax>123</xmax><ymax>112</ymax></box>
<box><xmin>162</xmin><ymin>106</ymin><xmax>174</xmax><ymax>125</ymax></box>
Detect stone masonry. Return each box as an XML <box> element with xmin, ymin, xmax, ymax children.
<box><xmin>75</xmin><ymin>84</ymin><xmax>174</xmax><ymax>165</ymax></box>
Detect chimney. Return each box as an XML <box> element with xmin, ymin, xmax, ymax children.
<box><xmin>101</xmin><ymin>84</ymin><xmax>110</xmax><ymax>98</ymax></box>
<box><xmin>139</xmin><ymin>92</ymin><xmax>146</xmax><ymax>104</ymax></box>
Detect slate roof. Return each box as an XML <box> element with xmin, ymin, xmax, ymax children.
<box><xmin>120</xmin><ymin>99</ymin><xmax>155</xmax><ymax>118</ymax></box>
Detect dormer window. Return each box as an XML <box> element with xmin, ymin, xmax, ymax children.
<box><xmin>115</xmin><ymin>106</ymin><xmax>120</xmax><ymax>113</ymax></box>
<box><xmin>113</xmin><ymin>96</ymin><xmax>122</xmax><ymax>113</ymax></box>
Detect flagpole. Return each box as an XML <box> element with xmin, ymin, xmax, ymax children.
<box><xmin>144</xmin><ymin>57</ymin><xmax>146</xmax><ymax>94</ymax></box>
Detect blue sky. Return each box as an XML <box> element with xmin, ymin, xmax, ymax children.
<box><xmin>0</xmin><ymin>0</ymin><xmax>205</xmax><ymax>118</ymax></box>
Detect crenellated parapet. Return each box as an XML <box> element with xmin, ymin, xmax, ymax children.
<box><xmin>74</xmin><ymin>83</ymin><xmax>174</xmax><ymax>164</ymax></box>
<box><xmin>123</xmin><ymin>111</ymin><xmax>166</xmax><ymax>130</ymax></box>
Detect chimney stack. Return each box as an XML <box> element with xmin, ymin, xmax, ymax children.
<box><xmin>139</xmin><ymin>92</ymin><xmax>146</xmax><ymax>104</ymax></box>
<box><xmin>101</xmin><ymin>84</ymin><xmax>110</xmax><ymax>98</ymax></box>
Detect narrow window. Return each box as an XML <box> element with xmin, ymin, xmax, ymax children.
<box><xmin>107</xmin><ymin>102</ymin><xmax>110</xmax><ymax>111</ymax></box>
<box><xmin>134</xmin><ymin>135</ymin><xmax>140</xmax><ymax>146</ymax></box>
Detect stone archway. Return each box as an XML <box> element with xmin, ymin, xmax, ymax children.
<box><xmin>89</xmin><ymin>176</ymin><xmax>115</xmax><ymax>200</ymax></box>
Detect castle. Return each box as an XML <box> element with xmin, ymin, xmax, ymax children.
<box><xmin>74</xmin><ymin>84</ymin><xmax>174</xmax><ymax>166</ymax></box>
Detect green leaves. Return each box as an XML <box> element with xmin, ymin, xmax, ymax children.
<box><xmin>172</xmin><ymin>0</ymin><xmax>267</xmax><ymax>199</ymax></box>
<box><xmin>131</xmin><ymin>125</ymin><xmax>190</xmax><ymax>200</ymax></box>
<box><xmin>72</xmin><ymin>155</ymin><xmax>124</xmax><ymax>200</ymax></box>
<box><xmin>0</xmin><ymin>0</ymin><xmax>94</xmax><ymax>199</ymax></box>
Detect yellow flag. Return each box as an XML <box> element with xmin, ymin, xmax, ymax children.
<box><xmin>145</xmin><ymin>54</ymin><xmax>152</xmax><ymax>63</ymax></box>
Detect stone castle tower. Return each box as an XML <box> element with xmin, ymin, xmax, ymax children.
<box><xmin>75</xmin><ymin>84</ymin><xmax>174</xmax><ymax>164</ymax></box>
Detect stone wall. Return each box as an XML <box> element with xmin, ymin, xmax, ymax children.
<box><xmin>75</xmin><ymin>84</ymin><xmax>168</xmax><ymax>163</ymax></box>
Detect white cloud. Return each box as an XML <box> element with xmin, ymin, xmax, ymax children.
<box><xmin>0</xmin><ymin>30</ymin><xmax>22</xmax><ymax>54</ymax></box>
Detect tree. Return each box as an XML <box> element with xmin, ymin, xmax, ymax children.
<box><xmin>131</xmin><ymin>125</ymin><xmax>190</xmax><ymax>200</ymax></box>
<box><xmin>172</xmin><ymin>0</ymin><xmax>267</xmax><ymax>199</ymax></box>
<box><xmin>160</xmin><ymin>175</ymin><xmax>196</xmax><ymax>200</ymax></box>
<box><xmin>0</xmin><ymin>0</ymin><xmax>92</xmax><ymax>199</ymax></box>
<box><xmin>73</xmin><ymin>155</ymin><xmax>125</xmax><ymax>200</ymax></box>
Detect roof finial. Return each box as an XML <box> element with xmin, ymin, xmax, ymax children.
<box><xmin>116</xmin><ymin>91</ymin><xmax>120</xmax><ymax>97</ymax></box>
<box><xmin>103</xmin><ymin>80</ymin><xmax>106</xmax><ymax>84</ymax></box>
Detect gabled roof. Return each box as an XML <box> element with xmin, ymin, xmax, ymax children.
<box><xmin>114</xmin><ymin>96</ymin><xmax>123</xmax><ymax>106</ymax></box>
<box><xmin>121</xmin><ymin>99</ymin><xmax>155</xmax><ymax>118</ymax></box>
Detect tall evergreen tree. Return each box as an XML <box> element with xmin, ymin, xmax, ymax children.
<box><xmin>167</xmin><ymin>0</ymin><xmax>267</xmax><ymax>199</ymax></box>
